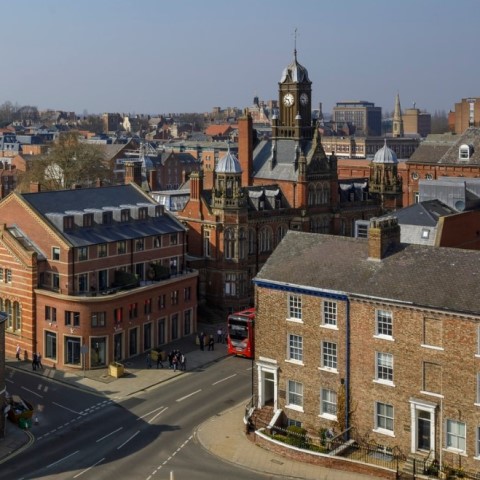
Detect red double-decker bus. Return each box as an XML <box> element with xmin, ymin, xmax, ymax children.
<box><xmin>227</xmin><ymin>307</ymin><xmax>255</xmax><ymax>359</ymax></box>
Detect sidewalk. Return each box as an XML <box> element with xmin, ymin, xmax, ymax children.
<box><xmin>0</xmin><ymin>322</ymin><xmax>376</xmax><ymax>478</ymax></box>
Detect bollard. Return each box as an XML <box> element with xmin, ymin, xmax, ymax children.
<box><xmin>34</xmin><ymin>416</ymin><xmax>39</xmax><ymax>425</ymax></box>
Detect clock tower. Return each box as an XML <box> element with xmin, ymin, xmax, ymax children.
<box><xmin>273</xmin><ymin>47</ymin><xmax>313</xmax><ymax>140</ymax></box>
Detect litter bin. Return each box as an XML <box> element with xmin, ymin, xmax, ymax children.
<box><xmin>108</xmin><ymin>362</ymin><xmax>125</xmax><ymax>378</ymax></box>
<box><xmin>18</xmin><ymin>417</ymin><xmax>32</xmax><ymax>429</ymax></box>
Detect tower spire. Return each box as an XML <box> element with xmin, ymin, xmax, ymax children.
<box><xmin>392</xmin><ymin>92</ymin><xmax>404</xmax><ymax>138</ymax></box>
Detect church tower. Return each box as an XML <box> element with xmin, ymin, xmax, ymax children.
<box><xmin>272</xmin><ymin>41</ymin><xmax>313</xmax><ymax>140</ymax></box>
<box><xmin>392</xmin><ymin>92</ymin><xmax>404</xmax><ymax>138</ymax></box>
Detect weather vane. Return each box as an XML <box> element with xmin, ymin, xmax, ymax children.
<box><xmin>293</xmin><ymin>27</ymin><xmax>299</xmax><ymax>59</ymax></box>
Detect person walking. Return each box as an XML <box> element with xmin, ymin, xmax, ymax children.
<box><xmin>172</xmin><ymin>353</ymin><xmax>178</xmax><ymax>372</ymax></box>
<box><xmin>146</xmin><ymin>352</ymin><xmax>152</xmax><ymax>369</ymax></box>
<box><xmin>199</xmin><ymin>332</ymin><xmax>205</xmax><ymax>351</ymax></box>
<box><xmin>216</xmin><ymin>328</ymin><xmax>223</xmax><ymax>343</ymax></box>
<box><xmin>208</xmin><ymin>336</ymin><xmax>214</xmax><ymax>351</ymax></box>
<box><xmin>15</xmin><ymin>344</ymin><xmax>21</xmax><ymax>361</ymax></box>
<box><xmin>37</xmin><ymin>353</ymin><xmax>43</xmax><ymax>369</ymax></box>
<box><xmin>32</xmin><ymin>352</ymin><xmax>38</xmax><ymax>371</ymax></box>
<box><xmin>180</xmin><ymin>353</ymin><xmax>186</xmax><ymax>371</ymax></box>
<box><xmin>156</xmin><ymin>353</ymin><xmax>164</xmax><ymax>369</ymax></box>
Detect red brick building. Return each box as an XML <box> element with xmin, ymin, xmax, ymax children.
<box><xmin>175</xmin><ymin>50</ymin><xmax>380</xmax><ymax>313</ymax></box>
<box><xmin>253</xmin><ymin>218</ymin><xmax>480</xmax><ymax>474</ymax></box>
<box><xmin>0</xmin><ymin>183</ymin><xmax>197</xmax><ymax>371</ymax></box>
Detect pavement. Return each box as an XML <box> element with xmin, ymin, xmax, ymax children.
<box><xmin>0</xmin><ymin>321</ymin><xmax>374</xmax><ymax>479</ymax></box>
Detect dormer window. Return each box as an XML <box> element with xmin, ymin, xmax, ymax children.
<box><xmin>83</xmin><ymin>213</ymin><xmax>94</xmax><ymax>227</ymax></box>
<box><xmin>120</xmin><ymin>209</ymin><xmax>130</xmax><ymax>222</ymax></box>
<box><xmin>63</xmin><ymin>216</ymin><xmax>74</xmax><ymax>230</ymax></box>
<box><xmin>102</xmin><ymin>211</ymin><xmax>112</xmax><ymax>225</ymax></box>
<box><xmin>459</xmin><ymin>144</ymin><xmax>474</xmax><ymax>160</ymax></box>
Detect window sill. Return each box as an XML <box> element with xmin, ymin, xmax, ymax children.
<box><xmin>373</xmin><ymin>379</ymin><xmax>395</xmax><ymax>387</ymax></box>
<box><xmin>373</xmin><ymin>428</ymin><xmax>395</xmax><ymax>438</ymax></box>
<box><xmin>318</xmin><ymin>367</ymin><xmax>339</xmax><ymax>375</ymax></box>
<box><xmin>443</xmin><ymin>448</ymin><xmax>466</xmax><ymax>457</ymax></box>
<box><xmin>286</xmin><ymin>404</ymin><xmax>304</xmax><ymax>413</ymax></box>
<box><xmin>373</xmin><ymin>335</ymin><xmax>394</xmax><ymax>342</ymax></box>
<box><xmin>420</xmin><ymin>390</ymin><xmax>444</xmax><ymax>399</ymax></box>
<box><xmin>320</xmin><ymin>324</ymin><xmax>338</xmax><ymax>330</ymax></box>
<box><xmin>421</xmin><ymin>344</ymin><xmax>444</xmax><ymax>351</ymax></box>
<box><xmin>285</xmin><ymin>359</ymin><xmax>304</xmax><ymax>366</ymax></box>
<box><xmin>319</xmin><ymin>413</ymin><xmax>337</xmax><ymax>421</ymax></box>
<box><xmin>286</xmin><ymin>317</ymin><xmax>303</xmax><ymax>324</ymax></box>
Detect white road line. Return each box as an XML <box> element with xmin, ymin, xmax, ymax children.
<box><xmin>52</xmin><ymin>402</ymin><xmax>82</xmax><ymax>415</ymax></box>
<box><xmin>176</xmin><ymin>389</ymin><xmax>201</xmax><ymax>402</ymax></box>
<box><xmin>117</xmin><ymin>431</ymin><xmax>140</xmax><ymax>450</ymax></box>
<box><xmin>148</xmin><ymin>407</ymin><xmax>168</xmax><ymax>424</ymax></box>
<box><xmin>21</xmin><ymin>386</ymin><xmax>43</xmax><ymax>398</ymax></box>
<box><xmin>136</xmin><ymin>406</ymin><xmax>165</xmax><ymax>420</ymax></box>
<box><xmin>5</xmin><ymin>378</ymin><xmax>14</xmax><ymax>383</ymax></box>
<box><xmin>73</xmin><ymin>457</ymin><xmax>105</xmax><ymax>478</ymax></box>
<box><xmin>212</xmin><ymin>373</ymin><xmax>237</xmax><ymax>385</ymax></box>
<box><xmin>47</xmin><ymin>450</ymin><xmax>80</xmax><ymax>468</ymax></box>
<box><xmin>96</xmin><ymin>427</ymin><xmax>123</xmax><ymax>443</ymax></box>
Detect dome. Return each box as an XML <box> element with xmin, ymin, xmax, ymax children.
<box><xmin>216</xmin><ymin>148</ymin><xmax>242</xmax><ymax>174</ymax></box>
<box><xmin>280</xmin><ymin>51</ymin><xmax>310</xmax><ymax>84</ymax></box>
<box><xmin>373</xmin><ymin>140</ymin><xmax>398</xmax><ymax>164</ymax></box>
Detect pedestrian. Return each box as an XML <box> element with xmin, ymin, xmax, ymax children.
<box><xmin>208</xmin><ymin>336</ymin><xmax>214</xmax><ymax>351</ymax></box>
<box><xmin>146</xmin><ymin>352</ymin><xmax>152</xmax><ymax>369</ymax></box>
<box><xmin>172</xmin><ymin>353</ymin><xmax>178</xmax><ymax>372</ymax></box>
<box><xmin>216</xmin><ymin>327</ymin><xmax>223</xmax><ymax>343</ymax></box>
<box><xmin>168</xmin><ymin>350</ymin><xmax>174</xmax><ymax>368</ymax></box>
<box><xmin>32</xmin><ymin>352</ymin><xmax>38</xmax><ymax>371</ymax></box>
<box><xmin>222</xmin><ymin>328</ymin><xmax>227</xmax><ymax>344</ymax></box>
<box><xmin>180</xmin><ymin>353</ymin><xmax>186</xmax><ymax>371</ymax></box>
<box><xmin>15</xmin><ymin>344</ymin><xmax>21</xmax><ymax>361</ymax></box>
<box><xmin>37</xmin><ymin>353</ymin><xmax>43</xmax><ymax>369</ymax></box>
<box><xmin>156</xmin><ymin>352</ymin><xmax>163</xmax><ymax>369</ymax></box>
<box><xmin>199</xmin><ymin>332</ymin><xmax>205</xmax><ymax>351</ymax></box>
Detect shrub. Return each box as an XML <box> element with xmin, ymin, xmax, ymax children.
<box><xmin>286</xmin><ymin>425</ymin><xmax>309</xmax><ymax>449</ymax></box>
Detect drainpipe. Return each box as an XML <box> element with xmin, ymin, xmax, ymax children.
<box><xmin>345</xmin><ymin>297</ymin><xmax>351</xmax><ymax>440</ymax></box>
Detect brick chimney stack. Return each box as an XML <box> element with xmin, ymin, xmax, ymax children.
<box><xmin>368</xmin><ymin>217</ymin><xmax>401</xmax><ymax>261</ymax></box>
<box><xmin>238</xmin><ymin>109</ymin><xmax>253</xmax><ymax>187</ymax></box>
<box><xmin>30</xmin><ymin>181</ymin><xmax>41</xmax><ymax>193</ymax></box>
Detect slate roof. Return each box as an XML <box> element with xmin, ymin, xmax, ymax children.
<box><xmin>383</xmin><ymin>200</ymin><xmax>456</xmax><ymax>227</ymax></box>
<box><xmin>17</xmin><ymin>184</ymin><xmax>184</xmax><ymax>247</ymax></box>
<box><xmin>255</xmin><ymin>230</ymin><xmax>480</xmax><ymax>316</ymax></box>
<box><xmin>253</xmin><ymin>138</ymin><xmax>311</xmax><ymax>181</ymax></box>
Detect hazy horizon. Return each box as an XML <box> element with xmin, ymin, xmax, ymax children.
<box><xmin>2</xmin><ymin>0</ymin><xmax>479</xmax><ymax>117</ymax></box>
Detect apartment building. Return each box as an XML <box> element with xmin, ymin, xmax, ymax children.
<box><xmin>253</xmin><ymin>218</ymin><xmax>480</xmax><ymax>472</ymax></box>
<box><xmin>0</xmin><ymin>183</ymin><xmax>198</xmax><ymax>370</ymax></box>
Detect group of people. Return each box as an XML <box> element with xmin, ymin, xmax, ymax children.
<box><xmin>146</xmin><ymin>349</ymin><xmax>186</xmax><ymax>371</ymax></box>
<box><xmin>16</xmin><ymin>344</ymin><xmax>43</xmax><ymax>371</ymax></box>
<box><xmin>198</xmin><ymin>328</ymin><xmax>226</xmax><ymax>351</ymax></box>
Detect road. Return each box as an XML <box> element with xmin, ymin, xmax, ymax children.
<box><xmin>3</xmin><ymin>356</ymin><xmax>271</xmax><ymax>480</ymax></box>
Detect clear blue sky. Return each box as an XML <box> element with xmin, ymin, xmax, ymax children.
<box><xmin>3</xmin><ymin>0</ymin><xmax>479</xmax><ymax>116</ymax></box>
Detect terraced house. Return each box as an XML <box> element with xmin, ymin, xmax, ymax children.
<box><xmin>253</xmin><ymin>218</ymin><xmax>480</xmax><ymax>474</ymax></box>
<box><xmin>0</xmin><ymin>183</ymin><xmax>197</xmax><ymax>370</ymax></box>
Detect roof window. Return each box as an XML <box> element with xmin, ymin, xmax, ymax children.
<box><xmin>459</xmin><ymin>144</ymin><xmax>474</xmax><ymax>160</ymax></box>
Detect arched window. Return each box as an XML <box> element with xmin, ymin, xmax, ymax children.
<box><xmin>322</xmin><ymin>182</ymin><xmax>330</xmax><ymax>204</ymax></box>
<box><xmin>315</xmin><ymin>183</ymin><xmax>323</xmax><ymax>205</ymax></box>
<box><xmin>13</xmin><ymin>301</ymin><xmax>21</xmax><ymax>331</ymax></box>
<box><xmin>5</xmin><ymin>299</ymin><xmax>12</xmax><ymax>329</ymax></box>
<box><xmin>238</xmin><ymin>228</ymin><xmax>247</xmax><ymax>260</ymax></box>
<box><xmin>203</xmin><ymin>229</ymin><xmax>211</xmax><ymax>258</ymax></box>
<box><xmin>224</xmin><ymin>228</ymin><xmax>235</xmax><ymax>260</ymax></box>
<box><xmin>248</xmin><ymin>228</ymin><xmax>256</xmax><ymax>255</ymax></box>
<box><xmin>259</xmin><ymin>227</ymin><xmax>272</xmax><ymax>253</ymax></box>
<box><xmin>308</xmin><ymin>185</ymin><xmax>315</xmax><ymax>206</ymax></box>
<box><xmin>276</xmin><ymin>225</ymin><xmax>288</xmax><ymax>246</ymax></box>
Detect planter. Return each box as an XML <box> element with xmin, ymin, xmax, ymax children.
<box><xmin>109</xmin><ymin>362</ymin><xmax>124</xmax><ymax>378</ymax></box>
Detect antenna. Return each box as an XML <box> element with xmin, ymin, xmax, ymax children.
<box><xmin>292</xmin><ymin>27</ymin><xmax>299</xmax><ymax>59</ymax></box>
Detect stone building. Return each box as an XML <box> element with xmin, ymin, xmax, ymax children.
<box><xmin>0</xmin><ymin>183</ymin><xmax>198</xmax><ymax>371</ymax></box>
<box><xmin>253</xmin><ymin>218</ymin><xmax>480</xmax><ymax>473</ymax></box>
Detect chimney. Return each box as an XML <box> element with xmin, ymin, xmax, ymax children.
<box><xmin>238</xmin><ymin>109</ymin><xmax>253</xmax><ymax>187</ymax></box>
<box><xmin>368</xmin><ymin>217</ymin><xmax>401</xmax><ymax>261</ymax></box>
<box><xmin>190</xmin><ymin>170</ymin><xmax>203</xmax><ymax>201</ymax></box>
<box><xmin>30</xmin><ymin>181</ymin><xmax>41</xmax><ymax>193</ymax></box>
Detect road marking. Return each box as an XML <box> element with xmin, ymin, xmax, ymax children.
<box><xmin>21</xmin><ymin>386</ymin><xmax>43</xmax><ymax>398</ymax></box>
<box><xmin>96</xmin><ymin>427</ymin><xmax>123</xmax><ymax>443</ymax></box>
<box><xmin>53</xmin><ymin>402</ymin><xmax>82</xmax><ymax>415</ymax></box>
<box><xmin>148</xmin><ymin>407</ymin><xmax>168</xmax><ymax>424</ymax></box>
<box><xmin>212</xmin><ymin>373</ymin><xmax>237</xmax><ymax>385</ymax></box>
<box><xmin>117</xmin><ymin>430</ymin><xmax>140</xmax><ymax>450</ymax></box>
<box><xmin>137</xmin><ymin>406</ymin><xmax>165</xmax><ymax>420</ymax></box>
<box><xmin>176</xmin><ymin>389</ymin><xmax>201</xmax><ymax>402</ymax></box>
<box><xmin>47</xmin><ymin>450</ymin><xmax>80</xmax><ymax>468</ymax></box>
<box><xmin>73</xmin><ymin>457</ymin><xmax>105</xmax><ymax>478</ymax></box>
<box><xmin>5</xmin><ymin>378</ymin><xmax>14</xmax><ymax>383</ymax></box>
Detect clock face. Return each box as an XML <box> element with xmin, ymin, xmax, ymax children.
<box><xmin>283</xmin><ymin>93</ymin><xmax>294</xmax><ymax>107</ymax></box>
<box><xmin>300</xmin><ymin>93</ymin><xmax>309</xmax><ymax>106</ymax></box>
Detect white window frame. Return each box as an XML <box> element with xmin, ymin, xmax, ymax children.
<box><xmin>320</xmin><ymin>388</ymin><xmax>337</xmax><ymax>420</ymax></box>
<box><xmin>446</xmin><ymin>419</ymin><xmax>466</xmax><ymax>453</ymax></box>
<box><xmin>476</xmin><ymin>426</ymin><xmax>480</xmax><ymax>459</ymax></box>
<box><xmin>375</xmin><ymin>352</ymin><xmax>394</xmax><ymax>385</ymax></box>
<box><xmin>375</xmin><ymin>309</ymin><xmax>393</xmax><ymax>339</ymax></box>
<box><xmin>288</xmin><ymin>294</ymin><xmax>302</xmax><ymax>322</ymax></box>
<box><xmin>322</xmin><ymin>300</ymin><xmax>337</xmax><ymax>327</ymax></box>
<box><xmin>287</xmin><ymin>380</ymin><xmax>303</xmax><ymax>411</ymax></box>
<box><xmin>287</xmin><ymin>334</ymin><xmax>303</xmax><ymax>363</ymax></box>
<box><xmin>321</xmin><ymin>341</ymin><xmax>338</xmax><ymax>371</ymax></box>
<box><xmin>477</xmin><ymin>373</ymin><xmax>480</xmax><ymax>405</ymax></box>
<box><xmin>375</xmin><ymin>402</ymin><xmax>394</xmax><ymax>435</ymax></box>
<box><xmin>52</xmin><ymin>246</ymin><xmax>60</xmax><ymax>260</ymax></box>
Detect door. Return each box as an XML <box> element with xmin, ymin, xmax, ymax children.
<box><xmin>114</xmin><ymin>332</ymin><xmax>123</xmax><ymax>361</ymax></box>
<box><xmin>417</xmin><ymin>410</ymin><xmax>431</xmax><ymax>450</ymax></box>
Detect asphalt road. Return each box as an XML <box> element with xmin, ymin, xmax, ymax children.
<box><xmin>3</xmin><ymin>356</ymin><xmax>271</xmax><ymax>480</ymax></box>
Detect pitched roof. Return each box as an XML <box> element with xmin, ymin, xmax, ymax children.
<box><xmin>255</xmin><ymin>230</ymin><xmax>480</xmax><ymax>315</ymax></box>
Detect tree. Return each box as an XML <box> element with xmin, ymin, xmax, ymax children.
<box><xmin>431</xmin><ymin>109</ymin><xmax>449</xmax><ymax>134</ymax></box>
<box><xmin>16</xmin><ymin>131</ymin><xmax>111</xmax><ymax>192</ymax></box>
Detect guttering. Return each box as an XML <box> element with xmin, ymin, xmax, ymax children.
<box><xmin>254</xmin><ymin>278</ymin><xmax>352</xmax><ymax>438</ymax></box>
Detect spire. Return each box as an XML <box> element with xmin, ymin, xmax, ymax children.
<box><xmin>392</xmin><ymin>92</ymin><xmax>404</xmax><ymax>138</ymax></box>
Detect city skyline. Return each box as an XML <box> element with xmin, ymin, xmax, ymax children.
<box><xmin>3</xmin><ymin>0</ymin><xmax>479</xmax><ymax>116</ymax></box>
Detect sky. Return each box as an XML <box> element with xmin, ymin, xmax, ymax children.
<box><xmin>2</xmin><ymin>0</ymin><xmax>480</xmax><ymax>117</ymax></box>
